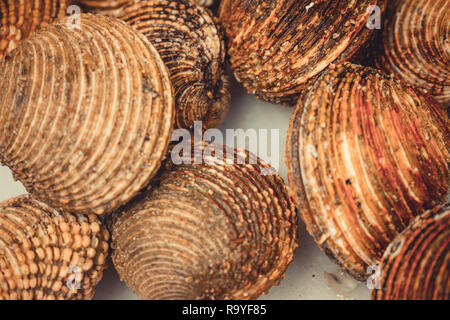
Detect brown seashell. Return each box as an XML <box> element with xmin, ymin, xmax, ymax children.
<box><xmin>218</xmin><ymin>0</ymin><xmax>387</xmax><ymax>105</ymax></box>
<box><xmin>0</xmin><ymin>0</ymin><xmax>70</xmax><ymax>58</ymax></box>
<box><xmin>372</xmin><ymin>202</ymin><xmax>450</xmax><ymax>300</ymax></box>
<box><xmin>376</xmin><ymin>0</ymin><xmax>450</xmax><ymax>106</ymax></box>
<box><xmin>110</xmin><ymin>143</ymin><xmax>298</xmax><ymax>300</ymax></box>
<box><xmin>0</xmin><ymin>13</ymin><xmax>175</xmax><ymax>215</ymax></box>
<box><xmin>286</xmin><ymin>63</ymin><xmax>450</xmax><ymax>281</ymax></box>
<box><xmin>117</xmin><ymin>0</ymin><xmax>230</xmax><ymax>129</ymax></box>
<box><xmin>0</xmin><ymin>195</ymin><xmax>109</xmax><ymax>300</ymax></box>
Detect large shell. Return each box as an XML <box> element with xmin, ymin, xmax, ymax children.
<box><xmin>111</xmin><ymin>143</ymin><xmax>298</xmax><ymax>300</ymax></box>
<box><xmin>218</xmin><ymin>0</ymin><xmax>387</xmax><ymax>105</ymax></box>
<box><xmin>0</xmin><ymin>0</ymin><xmax>70</xmax><ymax>58</ymax></box>
<box><xmin>376</xmin><ymin>0</ymin><xmax>450</xmax><ymax>106</ymax></box>
<box><xmin>286</xmin><ymin>63</ymin><xmax>450</xmax><ymax>281</ymax></box>
<box><xmin>372</xmin><ymin>202</ymin><xmax>449</xmax><ymax>300</ymax></box>
<box><xmin>117</xmin><ymin>0</ymin><xmax>230</xmax><ymax>129</ymax></box>
<box><xmin>0</xmin><ymin>13</ymin><xmax>175</xmax><ymax>215</ymax></box>
<box><xmin>0</xmin><ymin>195</ymin><xmax>109</xmax><ymax>300</ymax></box>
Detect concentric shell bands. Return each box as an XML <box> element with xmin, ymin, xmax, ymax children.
<box><xmin>0</xmin><ymin>13</ymin><xmax>175</xmax><ymax>215</ymax></box>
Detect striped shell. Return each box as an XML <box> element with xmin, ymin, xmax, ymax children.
<box><xmin>373</xmin><ymin>202</ymin><xmax>449</xmax><ymax>300</ymax></box>
<box><xmin>218</xmin><ymin>0</ymin><xmax>387</xmax><ymax>105</ymax></box>
<box><xmin>0</xmin><ymin>0</ymin><xmax>70</xmax><ymax>58</ymax></box>
<box><xmin>0</xmin><ymin>195</ymin><xmax>109</xmax><ymax>300</ymax></box>
<box><xmin>286</xmin><ymin>63</ymin><xmax>450</xmax><ymax>281</ymax></box>
<box><xmin>111</xmin><ymin>143</ymin><xmax>298</xmax><ymax>300</ymax></box>
<box><xmin>0</xmin><ymin>13</ymin><xmax>175</xmax><ymax>215</ymax></box>
<box><xmin>376</xmin><ymin>0</ymin><xmax>450</xmax><ymax>106</ymax></box>
<box><xmin>117</xmin><ymin>0</ymin><xmax>230</xmax><ymax>129</ymax></box>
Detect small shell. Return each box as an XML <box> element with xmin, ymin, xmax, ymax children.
<box><xmin>219</xmin><ymin>0</ymin><xmax>387</xmax><ymax>105</ymax></box>
<box><xmin>0</xmin><ymin>13</ymin><xmax>175</xmax><ymax>215</ymax></box>
<box><xmin>110</xmin><ymin>143</ymin><xmax>298</xmax><ymax>300</ymax></box>
<box><xmin>0</xmin><ymin>195</ymin><xmax>109</xmax><ymax>300</ymax></box>
<box><xmin>0</xmin><ymin>0</ymin><xmax>70</xmax><ymax>58</ymax></box>
<box><xmin>373</xmin><ymin>202</ymin><xmax>450</xmax><ymax>300</ymax></box>
<box><xmin>286</xmin><ymin>63</ymin><xmax>450</xmax><ymax>281</ymax></box>
<box><xmin>117</xmin><ymin>0</ymin><xmax>230</xmax><ymax>129</ymax></box>
<box><xmin>376</xmin><ymin>0</ymin><xmax>450</xmax><ymax>106</ymax></box>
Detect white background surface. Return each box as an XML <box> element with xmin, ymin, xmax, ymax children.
<box><xmin>0</xmin><ymin>75</ymin><xmax>374</xmax><ymax>300</ymax></box>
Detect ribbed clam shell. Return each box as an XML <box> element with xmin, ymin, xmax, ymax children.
<box><xmin>376</xmin><ymin>0</ymin><xmax>450</xmax><ymax>106</ymax></box>
<box><xmin>0</xmin><ymin>0</ymin><xmax>69</xmax><ymax>58</ymax></box>
<box><xmin>373</xmin><ymin>202</ymin><xmax>449</xmax><ymax>300</ymax></box>
<box><xmin>111</xmin><ymin>143</ymin><xmax>298</xmax><ymax>300</ymax></box>
<box><xmin>0</xmin><ymin>195</ymin><xmax>109</xmax><ymax>300</ymax></box>
<box><xmin>286</xmin><ymin>63</ymin><xmax>450</xmax><ymax>281</ymax></box>
<box><xmin>117</xmin><ymin>0</ymin><xmax>230</xmax><ymax>129</ymax></box>
<box><xmin>0</xmin><ymin>13</ymin><xmax>175</xmax><ymax>215</ymax></box>
<box><xmin>218</xmin><ymin>0</ymin><xmax>387</xmax><ymax>105</ymax></box>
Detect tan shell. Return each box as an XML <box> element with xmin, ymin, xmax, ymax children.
<box><xmin>111</xmin><ymin>143</ymin><xmax>298</xmax><ymax>300</ymax></box>
<box><xmin>219</xmin><ymin>0</ymin><xmax>387</xmax><ymax>105</ymax></box>
<box><xmin>0</xmin><ymin>195</ymin><xmax>109</xmax><ymax>300</ymax></box>
<box><xmin>376</xmin><ymin>0</ymin><xmax>450</xmax><ymax>106</ymax></box>
<box><xmin>286</xmin><ymin>63</ymin><xmax>450</xmax><ymax>281</ymax></box>
<box><xmin>0</xmin><ymin>13</ymin><xmax>175</xmax><ymax>215</ymax></box>
<box><xmin>117</xmin><ymin>0</ymin><xmax>230</xmax><ymax>129</ymax></box>
<box><xmin>0</xmin><ymin>0</ymin><xmax>70</xmax><ymax>58</ymax></box>
<box><xmin>372</xmin><ymin>202</ymin><xmax>449</xmax><ymax>300</ymax></box>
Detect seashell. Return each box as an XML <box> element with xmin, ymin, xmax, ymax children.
<box><xmin>117</xmin><ymin>0</ymin><xmax>230</xmax><ymax>129</ymax></box>
<box><xmin>286</xmin><ymin>63</ymin><xmax>450</xmax><ymax>281</ymax></box>
<box><xmin>0</xmin><ymin>0</ymin><xmax>70</xmax><ymax>58</ymax></box>
<box><xmin>376</xmin><ymin>0</ymin><xmax>450</xmax><ymax>106</ymax></box>
<box><xmin>372</xmin><ymin>202</ymin><xmax>449</xmax><ymax>300</ymax></box>
<box><xmin>110</xmin><ymin>143</ymin><xmax>298</xmax><ymax>300</ymax></box>
<box><xmin>218</xmin><ymin>0</ymin><xmax>387</xmax><ymax>105</ymax></box>
<box><xmin>0</xmin><ymin>195</ymin><xmax>109</xmax><ymax>300</ymax></box>
<box><xmin>0</xmin><ymin>13</ymin><xmax>175</xmax><ymax>215</ymax></box>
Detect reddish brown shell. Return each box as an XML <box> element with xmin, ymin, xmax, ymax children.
<box><xmin>0</xmin><ymin>195</ymin><xmax>109</xmax><ymax>300</ymax></box>
<box><xmin>286</xmin><ymin>63</ymin><xmax>450</xmax><ymax>281</ymax></box>
<box><xmin>376</xmin><ymin>0</ymin><xmax>450</xmax><ymax>106</ymax></box>
<box><xmin>111</xmin><ymin>143</ymin><xmax>298</xmax><ymax>300</ymax></box>
<box><xmin>0</xmin><ymin>13</ymin><xmax>175</xmax><ymax>215</ymax></box>
<box><xmin>372</xmin><ymin>202</ymin><xmax>449</xmax><ymax>300</ymax></box>
<box><xmin>0</xmin><ymin>0</ymin><xmax>70</xmax><ymax>58</ymax></box>
<box><xmin>219</xmin><ymin>0</ymin><xmax>387</xmax><ymax>105</ymax></box>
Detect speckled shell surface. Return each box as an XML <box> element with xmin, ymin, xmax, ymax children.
<box><xmin>0</xmin><ymin>0</ymin><xmax>70</xmax><ymax>58</ymax></box>
<box><xmin>0</xmin><ymin>13</ymin><xmax>175</xmax><ymax>215</ymax></box>
<box><xmin>0</xmin><ymin>195</ymin><xmax>109</xmax><ymax>300</ymax></box>
<box><xmin>376</xmin><ymin>0</ymin><xmax>450</xmax><ymax>106</ymax></box>
<box><xmin>117</xmin><ymin>0</ymin><xmax>230</xmax><ymax>129</ymax></box>
<box><xmin>219</xmin><ymin>0</ymin><xmax>387</xmax><ymax>105</ymax></box>
<box><xmin>111</xmin><ymin>143</ymin><xmax>298</xmax><ymax>300</ymax></box>
<box><xmin>286</xmin><ymin>63</ymin><xmax>450</xmax><ymax>281</ymax></box>
<box><xmin>373</xmin><ymin>202</ymin><xmax>449</xmax><ymax>300</ymax></box>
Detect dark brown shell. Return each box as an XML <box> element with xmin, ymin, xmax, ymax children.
<box><xmin>0</xmin><ymin>13</ymin><xmax>175</xmax><ymax>215</ymax></box>
<box><xmin>286</xmin><ymin>63</ymin><xmax>450</xmax><ymax>281</ymax></box>
<box><xmin>117</xmin><ymin>0</ymin><xmax>230</xmax><ymax>129</ymax></box>
<box><xmin>0</xmin><ymin>195</ymin><xmax>109</xmax><ymax>300</ymax></box>
<box><xmin>376</xmin><ymin>0</ymin><xmax>450</xmax><ymax>106</ymax></box>
<box><xmin>0</xmin><ymin>0</ymin><xmax>70</xmax><ymax>58</ymax></box>
<box><xmin>372</xmin><ymin>202</ymin><xmax>450</xmax><ymax>300</ymax></box>
<box><xmin>111</xmin><ymin>143</ymin><xmax>298</xmax><ymax>300</ymax></box>
<box><xmin>219</xmin><ymin>0</ymin><xmax>387</xmax><ymax>105</ymax></box>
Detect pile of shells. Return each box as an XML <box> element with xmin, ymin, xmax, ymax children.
<box><xmin>0</xmin><ymin>13</ymin><xmax>175</xmax><ymax>215</ymax></box>
<box><xmin>218</xmin><ymin>0</ymin><xmax>387</xmax><ymax>105</ymax></box>
<box><xmin>110</xmin><ymin>143</ymin><xmax>298</xmax><ymax>300</ymax></box>
<box><xmin>117</xmin><ymin>0</ymin><xmax>230</xmax><ymax>129</ymax></box>
<box><xmin>0</xmin><ymin>0</ymin><xmax>70</xmax><ymax>58</ymax></box>
<box><xmin>286</xmin><ymin>63</ymin><xmax>450</xmax><ymax>281</ymax></box>
<box><xmin>376</xmin><ymin>0</ymin><xmax>450</xmax><ymax>106</ymax></box>
<box><xmin>373</xmin><ymin>202</ymin><xmax>449</xmax><ymax>300</ymax></box>
<box><xmin>0</xmin><ymin>195</ymin><xmax>109</xmax><ymax>300</ymax></box>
